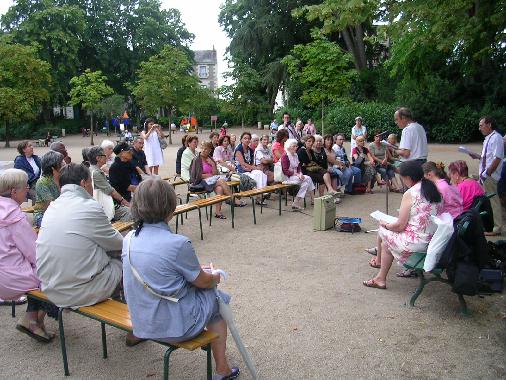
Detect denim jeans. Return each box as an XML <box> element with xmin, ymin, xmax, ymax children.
<box><xmin>333</xmin><ymin>166</ymin><xmax>361</xmax><ymax>192</ymax></box>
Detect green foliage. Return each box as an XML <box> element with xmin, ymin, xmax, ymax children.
<box><xmin>98</xmin><ymin>94</ymin><xmax>125</xmax><ymax>119</ymax></box>
<box><xmin>324</xmin><ymin>101</ymin><xmax>397</xmax><ymax>140</ymax></box>
<box><xmin>283</xmin><ymin>32</ymin><xmax>356</xmax><ymax>107</ymax></box>
<box><xmin>130</xmin><ymin>45</ymin><xmax>198</xmax><ymax>116</ymax></box>
<box><xmin>0</xmin><ymin>41</ymin><xmax>51</xmax><ymax>146</ymax></box>
<box><xmin>0</xmin><ymin>118</ymin><xmax>87</xmax><ymax>140</ymax></box>
<box><xmin>69</xmin><ymin>69</ymin><xmax>113</xmax><ymax>112</ymax></box>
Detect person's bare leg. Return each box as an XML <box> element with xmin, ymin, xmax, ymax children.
<box><xmin>215</xmin><ymin>185</ymin><xmax>224</xmax><ymax>215</ymax></box>
<box><xmin>375</xmin><ymin>234</ymin><xmax>383</xmax><ymax>265</ymax></box>
<box><xmin>374</xmin><ymin>244</ymin><xmax>394</xmax><ymax>286</ymax></box>
<box><xmin>152</xmin><ymin>166</ymin><xmax>159</xmax><ymax>175</ymax></box>
<box><xmin>207</xmin><ymin>319</ymin><xmax>232</xmax><ymax>376</ymax></box>
<box><xmin>323</xmin><ymin>172</ymin><xmax>334</xmax><ymax>193</ymax></box>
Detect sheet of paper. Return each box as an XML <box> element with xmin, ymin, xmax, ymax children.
<box><xmin>370</xmin><ymin>210</ymin><xmax>398</xmax><ymax>224</ymax></box>
<box><xmin>458</xmin><ymin>146</ymin><xmax>478</xmax><ymax>156</ymax></box>
<box><xmin>381</xmin><ymin>140</ymin><xmax>397</xmax><ymax>149</ymax></box>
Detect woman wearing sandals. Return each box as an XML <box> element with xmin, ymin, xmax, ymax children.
<box><xmin>0</xmin><ymin>169</ymin><xmax>56</xmax><ymax>342</ymax></box>
<box><xmin>190</xmin><ymin>142</ymin><xmax>244</xmax><ymax>219</ymax></box>
<box><xmin>363</xmin><ymin>161</ymin><xmax>442</xmax><ymax>289</ymax></box>
<box><xmin>122</xmin><ymin>179</ymin><xmax>240</xmax><ymax>380</ymax></box>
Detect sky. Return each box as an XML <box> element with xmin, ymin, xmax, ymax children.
<box><xmin>0</xmin><ymin>0</ymin><xmax>231</xmax><ymax>86</ymax></box>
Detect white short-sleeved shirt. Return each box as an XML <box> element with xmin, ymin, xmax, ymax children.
<box><xmin>480</xmin><ymin>130</ymin><xmax>504</xmax><ymax>181</ymax></box>
<box><xmin>398</xmin><ymin>122</ymin><xmax>428</xmax><ymax>161</ymax></box>
<box><xmin>27</xmin><ymin>157</ymin><xmax>40</xmax><ymax>177</ymax></box>
<box><xmin>254</xmin><ymin>146</ymin><xmax>272</xmax><ymax>165</ymax></box>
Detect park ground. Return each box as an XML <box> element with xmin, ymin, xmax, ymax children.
<box><xmin>0</xmin><ymin>128</ymin><xmax>505</xmax><ymax>379</ymax></box>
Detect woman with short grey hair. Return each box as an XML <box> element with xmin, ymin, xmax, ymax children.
<box><xmin>122</xmin><ymin>178</ymin><xmax>240</xmax><ymax>380</ymax></box>
<box><xmin>33</xmin><ymin>151</ymin><xmax>64</xmax><ymax>227</ymax></box>
<box><xmin>87</xmin><ymin>146</ymin><xmax>131</xmax><ymax>222</ymax></box>
<box><xmin>0</xmin><ymin>169</ymin><xmax>56</xmax><ymax>343</ymax></box>
<box><xmin>100</xmin><ymin>139</ymin><xmax>115</xmax><ymax>173</ymax></box>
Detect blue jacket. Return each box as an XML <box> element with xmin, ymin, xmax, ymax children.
<box><xmin>14</xmin><ymin>155</ymin><xmax>41</xmax><ymax>185</ymax></box>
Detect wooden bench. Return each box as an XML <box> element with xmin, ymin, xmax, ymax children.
<box><xmin>163</xmin><ymin>177</ymin><xmax>187</xmax><ymax>187</ymax></box>
<box><xmin>111</xmin><ymin>220</ymin><xmax>134</xmax><ymax>233</ymax></box>
<box><xmin>232</xmin><ymin>183</ymin><xmax>295</xmax><ymax>226</ymax></box>
<box><xmin>190</xmin><ymin>195</ymin><xmax>232</xmax><ymax>239</ymax></box>
<box><xmin>173</xmin><ymin>203</ymin><xmax>200</xmax><ymax>238</ymax></box>
<box><xmin>26</xmin><ymin>290</ymin><xmax>218</xmax><ymax>379</ymax></box>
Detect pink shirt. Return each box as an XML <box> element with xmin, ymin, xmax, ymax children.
<box><xmin>213</xmin><ymin>145</ymin><xmax>233</xmax><ymax>162</ymax></box>
<box><xmin>272</xmin><ymin>141</ymin><xmax>285</xmax><ymax>163</ymax></box>
<box><xmin>457</xmin><ymin>178</ymin><xmax>485</xmax><ymax>210</ymax></box>
<box><xmin>202</xmin><ymin>159</ymin><xmax>213</xmax><ymax>175</ymax></box>
<box><xmin>436</xmin><ymin>179</ymin><xmax>463</xmax><ymax>218</ymax></box>
<box><xmin>0</xmin><ymin>197</ymin><xmax>40</xmax><ymax>300</ymax></box>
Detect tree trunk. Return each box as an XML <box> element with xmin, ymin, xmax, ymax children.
<box><xmin>90</xmin><ymin>112</ymin><xmax>94</xmax><ymax>146</ymax></box>
<box><xmin>341</xmin><ymin>26</ymin><xmax>367</xmax><ymax>70</ymax></box>
<box><xmin>353</xmin><ymin>24</ymin><xmax>367</xmax><ymax>70</ymax></box>
<box><xmin>4</xmin><ymin>120</ymin><xmax>9</xmax><ymax>148</ymax></box>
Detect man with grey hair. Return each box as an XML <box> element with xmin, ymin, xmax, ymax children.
<box><xmin>130</xmin><ymin>137</ymin><xmax>149</xmax><ymax>185</ymax></box>
<box><xmin>393</xmin><ymin>107</ymin><xmax>428</xmax><ymax>163</ymax></box>
<box><xmin>49</xmin><ymin>141</ymin><xmax>71</xmax><ymax>165</ymax></box>
<box><xmin>87</xmin><ymin>146</ymin><xmax>132</xmax><ymax>222</ymax></box>
<box><xmin>36</xmin><ymin>163</ymin><xmax>123</xmax><ymax>308</ymax></box>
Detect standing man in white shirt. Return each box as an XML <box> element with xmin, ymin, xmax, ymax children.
<box><xmin>469</xmin><ymin>116</ymin><xmax>503</xmax><ymax>235</ymax></box>
<box><xmin>393</xmin><ymin>107</ymin><xmax>428</xmax><ymax>164</ymax></box>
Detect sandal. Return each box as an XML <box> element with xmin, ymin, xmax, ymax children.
<box><xmin>396</xmin><ymin>269</ymin><xmax>417</xmax><ymax>278</ymax></box>
<box><xmin>363</xmin><ymin>278</ymin><xmax>386</xmax><ymax>289</ymax></box>
<box><xmin>214</xmin><ymin>214</ymin><xmax>227</xmax><ymax>219</ymax></box>
<box><xmin>255</xmin><ymin>200</ymin><xmax>268</xmax><ymax>206</ymax></box>
<box><xmin>16</xmin><ymin>320</ymin><xmax>52</xmax><ymax>343</ymax></box>
<box><xmin>215</xmin><ymin>367</ymin><xmax>240</xmax><ymax>380</ymax></box>
<box><xmin>369</xmin><ymin>257</ymin><xmax>381</xmax><ymax>268</ymax></box>
<box><xmin>234</xmin><ymin>201</ymin><xmax>247</xmax><ymax>207</ymax></box>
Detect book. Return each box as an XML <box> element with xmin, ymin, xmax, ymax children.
<box><xmin>458</xmin><ymin>146</ymin><xmax>479</xmax><ymax>157</ymax></box>
<box><xmin>381</xmin><ymin>140</ymin><xmax>397</xmax><ymax>149</ymax></box>
<box><xmin>370</xmin><ymin>210</ymin><xmax>398</xmax><ymax>224</ymax></box>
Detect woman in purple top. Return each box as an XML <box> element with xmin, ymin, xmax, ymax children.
<box><xmin>281</xmin><ymin>139</ymin><xmax>315</xmax><ymax>210</ymax></box>
<box><xmin>422</xmin><ymin>161</ymin><xmax>463</xmax><ymax>218</ymax></box>
<box><xmin>448</xmin><ymin>160</ymin><xmax>485</xmax><ymax>210</ymax></box>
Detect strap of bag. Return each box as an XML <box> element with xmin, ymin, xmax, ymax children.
<box><xmin>127</xmin><ymin>232</ymin><xmax>179</xmax><ymax>303</ymax></box>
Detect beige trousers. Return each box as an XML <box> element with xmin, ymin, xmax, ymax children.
<box><xmin>483</xmin><ymin>176</ymin><xmax>503</xmax><ymax>233</ymax></box>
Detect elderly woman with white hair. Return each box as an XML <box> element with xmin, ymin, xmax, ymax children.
<box><xmin>100</xmin><ymin>139</ymin><xmax>115</xmax><ymax>174</ymax></box>
<box><xmin>122</xmin><ymin>178</ymin><xmax>240</xmax><ymax>379</ymax></box>
<box><xmin>33</xmin><ymin>151</ymin><xmax>64</xmax><ymax>227</ymax></box>
<box><xmin>281</xmin><ymin>139</ymin><xmax>315</xmax><ymax>210</ymax></box>
<box><xmin>0</xmin><ymin>169</ymin><xmax>56</xmax><ymax>343</ymax></box>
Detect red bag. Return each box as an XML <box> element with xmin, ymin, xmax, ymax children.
<box><xmin>352</xmin><ymin>183</ymin><xmax>366</xmax><ymax>195</ymax></box>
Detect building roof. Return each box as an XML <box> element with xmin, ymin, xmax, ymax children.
<box><xmin>194</xmin><ymin>50</ymin><xmax>217</xmax><ymax>64</ymax></box>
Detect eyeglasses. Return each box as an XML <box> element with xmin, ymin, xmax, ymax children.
<box><xmin>98</xmin><ymin>154</ymin><xmax>106</xmax><ymax>157</ymax></box>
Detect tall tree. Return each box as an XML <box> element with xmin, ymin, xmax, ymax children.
<box><xmin>293</xmin><ymin>0</ymin><xmax>379</xmax><ymax>71</ymax></box>
<box><xmin>283</xmin><ymin>32</ymin><xmax>356</xmax><ymax>107</ymax></box>
<box><xmin>1</xmin><ymin>0</ymin><xmax>86</xmax><ymax>108</ymax></box>
<box><xmin>69</xmin><ymin>69</ymin><xmax>113</xmax><ymax>145</ymax></box>
<box><xmin>219</xmin><ymin>0</ymin><xmax>320</xmax><ymax>112</ymax></box>
<box><xmin>0</xmin><ymin>42</ymin><xmax>51</xmax><ymax>147</ymax></box>
<box><xmin>130</xmin><ymin>45</ymin><xmax>199</xmax><ymax>144</ymax></box>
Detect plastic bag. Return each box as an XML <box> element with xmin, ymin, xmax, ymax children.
<box><xmin>274</xmin><ymin>161</ymin><xmax>287</xmax><ymax>182</ymax></box>
<box><xmin>424</xmin><ymin>213</ymin><xmax>454</xmax><ymax>271</ymax></box>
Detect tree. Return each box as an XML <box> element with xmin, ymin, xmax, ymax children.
<box><xmin>283</xmin><ymin>32</ymin><xmax>356</xmax><ymax>107</ymax></box>
<box><xmin>98</xmin><ymin>94</ymin><xmax>125</xmax><ymax>135</ymax></box>
<box><xmin>0</xmin><ymin>42</ymin><xmax>51</xmax><ymax>147</ymax></box>
<box><xmin>1</xmin><ymin>1</ymin><xmax>86</xmax><ymax>107</ymax></box>
<box><xmin>69</xmin><ymin>69</ymin><xmax>113</xmax><ymax>145</ymax></box>
<box><xmin>293</xmin><ymin>0</ymin><xmax>379</xmax><ymax>71</ymax></box>
<box><xmin>130</xmin><ymin>45</ymin><xmax>199</xmax><ymax>144</ymax></box>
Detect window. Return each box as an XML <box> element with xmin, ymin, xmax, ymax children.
<box><xmin>198</xmin><ymin>65</ymin><xmax>209</xmax><ymax>79</ymax></box>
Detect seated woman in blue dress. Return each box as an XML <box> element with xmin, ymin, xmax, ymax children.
<box><xmin>122</xmin><ymin>178</ymin><xmax>239</xmax><ymax>380</ymax></box>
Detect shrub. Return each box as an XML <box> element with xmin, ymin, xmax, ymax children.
<box><xmin>324</xmin><ymin>101</ymin><xmax>397</xmax><ymax>141</ymax></box>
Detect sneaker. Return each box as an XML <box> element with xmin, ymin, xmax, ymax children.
<box><xmin>213</xmin><ymin>367</ymin><xmax>240</xmax><ymax>380</ymax></box>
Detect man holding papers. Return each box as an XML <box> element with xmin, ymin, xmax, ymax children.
<box><xmin>393</xmin><ymin>107</ymin><xmax>428</xmax><ymax>164</ymax></box>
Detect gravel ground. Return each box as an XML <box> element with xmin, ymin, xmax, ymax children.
<box><xmin>0</xmin><ymin>129</ymin><xmax>505</xmax><ymax>379</ymax></box>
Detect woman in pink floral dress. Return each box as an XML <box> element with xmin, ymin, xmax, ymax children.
<box><xmin>364</xmin><ymin>161</ymin><xmax>442</xmax><ymax>289</ymax></box>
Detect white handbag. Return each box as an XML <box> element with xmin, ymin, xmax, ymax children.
<box><xmin>91</xmin><ymin>170</ymin><xmax>115</xmax><ymax>221</ymax></box>
<box><xmin>274</xmin><ymin>161</ymin><xmax>287</xmax><ymax>182</ymax></box>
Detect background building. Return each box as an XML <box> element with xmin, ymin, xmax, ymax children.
<box><xmin>193</xmin><ymin>48</ymin><xmax>218</xmax><ymax>92</ymax></box>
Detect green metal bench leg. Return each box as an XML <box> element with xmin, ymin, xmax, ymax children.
<box><xmin>101</xmin><ymin>322</ymin><xmax>108</xmax><ymax>359</ymax></box>
<box><xmin>175</xmin><ymin>214</ymin><xmax>179</xmax><ymax>233</ymax></box>
<box><xmin>198</xmin><ymin>208</ymin><xmax>203</xmax><ymax>240</ymax></box>
<box><xmin>11</xmin><ymin>301</ymin><xmax>15</xmax><ymax>318</ymax></box>
<box><xmin>163</xmin><ymin>346</ymin><xmax>176</xmax><ymax>380</ymax></box>
<box><xmin>251</xmin><ymin>197</ymin><xmax>256</xmax><ymax>224</ymax></box>
<box><xmin>206</xmin><ymin>344</ymin><xmax>213</xmax><ymax>380</ymax></box>
<box><xmin>458</xmin><ymin>294</ymin><xmax>470</xmax><ymax>316</ymax></box>
<box><xmin>231</xmin><ymin>200</ymin><xmax>235</xmax><ymax>228</ymax></box>
<box><xmin>409</xmin><ymin>272</ymin><xmax>428</xmax><ymax>307</ymax></box>
<box><xmin>58</xmin><ymin>308</ymin><xmax>70</xmax><ymax>376</ymax></box>
<box><xmin>209</xmin><ymin>205</ymin><xmax>213</xmax><ymax>226</ymax></box>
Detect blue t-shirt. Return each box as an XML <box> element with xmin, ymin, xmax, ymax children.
<box><xmin>122</xmin><ymin>223</ymin><xmax>208</xmax><ymax>340</ymax></box>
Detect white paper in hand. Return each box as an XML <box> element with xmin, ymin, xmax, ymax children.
<box><xmin>370</xmin><ymin>210</ymin><xmax>398</xmax><ymax>224</ymax></box>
